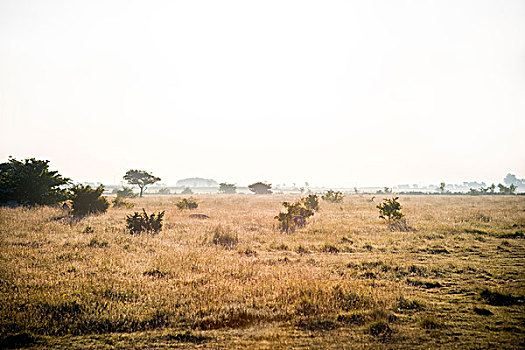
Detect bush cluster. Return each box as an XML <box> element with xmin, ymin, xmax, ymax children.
<box><xmin>275</xmin><ymin>195</ymin><xmax>319</xmax><ymax>233</ymax></box>
<box><xmin>126</xmin><ymin>209</ymin><xmax>165</xmax><ymax>234</ymax></box>
<box><xmin>321</xmin><ymin>189</ymin><xmax>344</xmax><ymax>203</ymax></box>
<box><xmin>176</xmin><ymin>198</ymin><xmax>198</xmax><ymax>210</ymax></box>
<box><xmin>70</xmin><ymin>185</ymin><xmax>109</xmax><ymax>217</ymax></box>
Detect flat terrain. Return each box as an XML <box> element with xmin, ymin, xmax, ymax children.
<box><xmin>0</xmin><ymin>195</ymin><xmax>524</xmax><ymax>349</ymax></box>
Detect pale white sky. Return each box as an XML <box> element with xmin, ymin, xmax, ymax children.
<box><xmin>1</xmin><ymin>0</ymin><xmax>524</xmax><ymax>187</ymax></box>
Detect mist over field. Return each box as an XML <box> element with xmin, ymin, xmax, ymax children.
<box><xmin>1</xmin><ymin>1</ymin><xmax>524</xmax><ymax>349</ymax></box>
<box><xmin>1</xmin><ymin>0</ymin><xmax>524</xmax><ymax>188</ymax></box>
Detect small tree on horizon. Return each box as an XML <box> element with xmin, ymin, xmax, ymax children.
<box><xmin>248</xmin><ymin>182</ymin><xmax>272</xmax><ymax>194</ymax></box>
<box><xmin>218</xmin><ymin>183</ymin><xmax>237</xmax><ymax>194</ymax></box>
<box><xmin>123</xmin><ymin>170</ymin><xmax>161</xmax><ymax>197</ymax></box>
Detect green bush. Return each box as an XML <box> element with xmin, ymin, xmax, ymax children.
<box><xmin>70</xmin><ymin>185</ymin><xmax>109</xmax><ymax>217</ymax></box>
<box><xmin>176</xmin><ymin>198</ymin><xmax>198</xmax><ymax>210</ymax></box>
<box><xmin>275</xmin><ymin>197</ymin><xmax>316</xmax><ymax>233</ymax></box>
<box><xmin>321</xmin><ymin>189</ymin><xmax>344</xmax><ymax>203</ymax></box>
<box><xmin>112</xmin><ymin>195</ymin><xmax>134</xmax><ymax>208</ymax></box>
<box><xmin>301</xmin><ymin>194</ymin><xmax>320</xmax><ymax>211</ymax></box>
<box><xmin>377</xmin><ymin>197</ymin><xmax>403</xmax><ymax>225</ymax></box>
<box><xmin>126</xmin><ymin>209</ymin><xmax>165</xmax><ymax>234</ymax></box>
<box><xmin>112</xmin><ymin>186</ymin><xmax>137</xmax><ymax>198</ymax></box>
<box><xmin>0</xmin><ymin>157</ymin><xmax>70</xmax><ymax>206</ymax></box>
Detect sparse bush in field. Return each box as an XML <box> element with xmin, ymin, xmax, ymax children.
<box><xmin>321</xmin><ymin>189</ymin><xmax>344</xmax><ymax>203</ymax></box>
<box><xmin>248</xmin><ymin>182</ymin><xmax>272</xmax><ymax>194</ymax></box>
<box><xmin>218</xmin><ymin>183</ymin><xmax>236</xmax><ymax>194</ymax></box>
<box><xmin>275</xmin><ymin>198</ymin><xmax>315</xmax><ymax>233</ymax></box>
<box><xmin>158</xmin><ymin>187</ymin><xmax>170</xmax><ymax>194</ymax></box>
<box><xmin>113</xmin><ymin>186</ymin><xmax>137</xmax><ymax>198</ymax></box>
<box><xmin>112</xmin><ymin>194</ymin><xmax>134</xmax><ymax>208</ymax></box>
<box><xmin>82</xmin><ymin>225</ymin><xmax>94</xmax><ymax>233</ymax></box>
<box><xmin>181</xmin><ymin>187</ymin><xmax>193</xmax><ymax>195</ymax></box>
<box><xmin>176</xmin><ymin>197</ymin><xmax>198</xmax><ymax>210</ymax></box>
<box><xmin>211</xmin><ymin>226</ymin><xmax>238</xmax><ymax>249</ymax></box>
<box><xmin>377</xmin><ymin>197</ymin><xmax>404</xmax><ymax>229</ymax></box>
<box><xmin>126</xmin><ymin>209</ymin><xmax>165</xmax><ymax>234</ymax></box>
<box><xmin>70</xmin><ymin>185</ymin><xmax>109</xmax><ymax>217</ymax></box>
<box><xmin>301</xmin><ymin>194</ymin><xmax>320</xmax><ymax>211</ymax></box>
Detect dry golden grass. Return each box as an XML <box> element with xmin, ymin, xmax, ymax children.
<box><xmin>0</xmin><ymin>194</ymin><xmax>524</xmax><ymax>349</ymax></box>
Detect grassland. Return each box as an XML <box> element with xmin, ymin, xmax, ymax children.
<box><xmin>0</xmin><ymin>195</ymin><xmax>524</xmax><ymax>349</ymax></box>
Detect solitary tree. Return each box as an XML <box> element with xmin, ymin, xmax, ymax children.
<box><xmin>123</xmin><ymin>170</ymin><xmax>161</xmax><ymax>197</ymax></box>
<box><xmin>0</xmin><ymin>157</ymin><xmax>70</xmax><ymax>206</ymax></box>
<box><xmin>218</xmin><ymin>183</ymin><xmax>237</xmax><ymax>194</ymax></box>
<box><xmin>439</xmin><ymin>182</ymin><xmax>446</xmax><ymax>193</ymax></box>
<box><xmin>248</xmin><ymin>182</ymin><xmax>272</xmax><ymax>194</ymax></box>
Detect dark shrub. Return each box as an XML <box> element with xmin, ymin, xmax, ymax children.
<box><xmin>112</xmin><ymin>194</ymin><xmax>134</xmax><ymax>208</ymax></box>
<box><xmin>70</xmin><ymin>185</ymin><xmax>109</xmax><ymax>217</ymax></box>
<box><xmin>126</xmin><ymin>209</ymin><xmax>165</xmax><ymax>234</ymax></box>
<box><xmin>176</xmin><ymin>198</ymin><xmax>198</xmax><ymax>210</ymax></box>
<box><xmin>0</xmin><ymin>157</ymin><xmax>70</xmax><ymax>206</ymax></box>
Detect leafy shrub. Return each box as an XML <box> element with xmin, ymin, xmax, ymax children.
<box><xmin>0</xmin><ymin>157</ymin><xmax>70</xmax><ymax>206</ymax></box>
<box><xmin>126</xmin><ymin>209</ymin><xmax>165</xmax><ymax>234</ymax></box>
<box><xmin>113</xmin><ymin>186</ymin><xmax>137</xmax><ymax>198</ymax></box>
<box><xmin>176</xmin><ymin>197</ymin><xmax>198</xmax><ymax>210</ymax></box>
<box><xmin>301</xmin><ymin>194</ymin><xmax>320</xmax><ymax>211</ymax></box>
<box><xmin>321</xmin><ymin>189</ymin><xmax>344</xmax><ymax>203</ymax></box>
<box><xmin>70</xmin><ymin>185</ymin><xmax>109</xmax><ymax>217</ymax></box>
<box><xmin>275</xmin><ymin>198</ymin><xmax>315</xmax><ymax>233</ymax></box>
<box><xmin>248</xmin><ymin>182</ymin><xmax>272</xmax><ymax>194</ymax></box>
<box><xmin>377</xmin><ymin>197</ymin><xmax>404</xmax><ymax>227</ymax></box>
<box><xmin>218</xmin><ymin>183</ymin><xmax>237</xmax><ymax>194</ymax></box>
<box><xmin>181</xmin><ymin>187</ymin><xmax>193</xmax><ymax>195</ymax></box>
<box><xmin>211</xmin><ymin>226</ymin><xmax>238</xmax><ymax>249</ymax></box>
<box><xmin>112</xmin><ymin>194</ymin><xmax>134</xmax><ymax>208</ymax></box>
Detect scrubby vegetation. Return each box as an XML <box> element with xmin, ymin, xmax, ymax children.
<box><xmin>125</xmin><ymin>209</ymin><xmax>165</xmax><ymax>234</ymax></box>
<box><xmin>0</xmin><ymin>157</ymin><xmax>70</xmax><ymax>206</ymax></box>
<box><xmin>274</xmin><ymin>196</ymin><xmax>317</xmax><ymax>233</ymax></box>
<box><xmin>321</xmin><ymin>189</ymin><xmax>344</xmax><ymax>203</ymax></box>
<box><xmin>176</xmin><ymin>197</ymin><xmax>198</xmax><ymax>210</ymax></box>
<box><xmin>70</xmin><ymin>184</ymin><xmax>109</xmax><ymax>217</ymax></box>
<box><xmin>0</xmin><ymin>195</ymin><xmax>523</xmax><ymax>349</ymax></box>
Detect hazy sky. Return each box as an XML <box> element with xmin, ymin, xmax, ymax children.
<box><xmin>1</xmin><ymin>0</ymin><xmax>524</xmax><ymax>187</ymax></box>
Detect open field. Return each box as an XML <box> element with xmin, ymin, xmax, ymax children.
<box><xmin>0</xmin><ymin>195</ymin><xmax>524</xmax><ymax>349</ymax></box>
